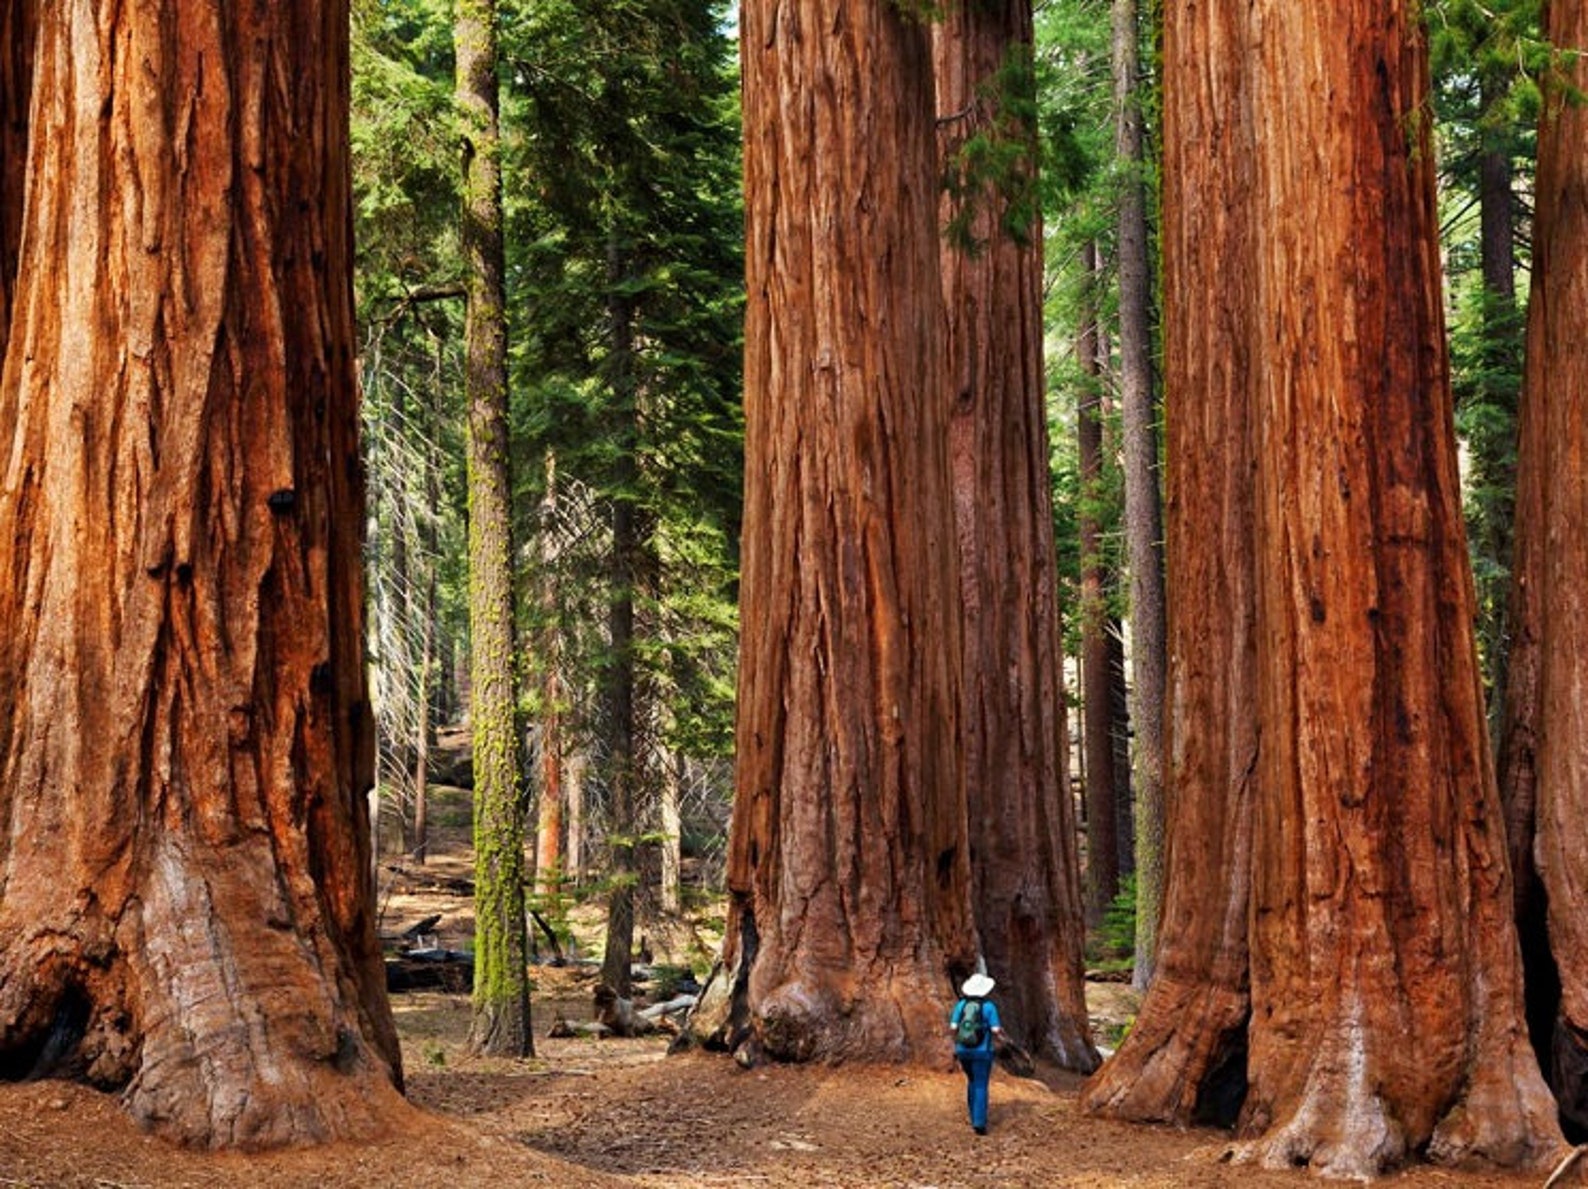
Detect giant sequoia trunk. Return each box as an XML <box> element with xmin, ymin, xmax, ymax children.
<box><xmin>934</xmin><ymin>0</ymin><xmax>1096</xmax><ymax>1073</ymax></box>
<box><xmin>1080</xmin><ymin>0</ymin><xmax>1259</xmax><ymax>1126</ymax></box>
<box><xmin>1089</xmin><ymin>1</ymin><xmax>1565</xmax><ymax>1174</ymax></box>
<box><xmin>1237</xmin><ymin>2</ymin><xmax>1560</xmax><ymax>1173</ymax></box>
<box><xmin>1499</xmin><ymin>0</ymin><xmax>1588</xmax><ymax>1136</ymax></box>
<box><xmin>710</xmin><ymin>0</ymin><xmax>976</xmax><ymax>1064</ymax></box>
<box><xmin>0</xmin><ymin>2</ymin><xmax>403</xmax><ymax>1147</ymax></box>
<box><xmin>456</xmin><ymin>0</ymin><xmax>531</xmax><ymax>1058</ymax></box>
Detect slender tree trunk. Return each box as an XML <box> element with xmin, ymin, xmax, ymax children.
<box><xmin>1235</xmin><ymin>2</ymin><xmax>1561</xmax><ymax>1172</ymax></box>
<box><xmin>1468</xmin><ymin>73</ymin><xmax>1523</xmax><ymax>734</ymax></box>
<box><xmin>410</xmin><ymin>337</ymin><xmax>447</xmax><ymax>866</ymax></box>
<box><xmin>1081</xmin><ymin>0</ymin><xmax>1258</xmax><ymax>1124</ymax></box>
<box><xmin>1112</xmin><ymin>0</ymin><xmax>1167</xmax><ymax>989</ymax></box>
<box><xmin>702</xmin><ymin>0</ymin><xmax>976</xmax><ymax>1064</ymax></box>
<box><xmin>1500</xmin><ymin>0</ymin><xmax>1588</xmax><ymax>1137</ymax></box>
<box><xmin>660</xmin><ymin>748</ymin><xmax>683</xmax><ymax>915</ymax></box>
<box><xmin>1107</xmin><ymin>618</ymin><xmax>1132</xmax><ymax>879</ymax></box>
<box><xmin>934</xmin><ymin>0</ymin><xmax>1096</xmax><ymax>1072</ymax></box>
<box><xmin>534</xmin><ymin>456</ymin><xmax>565</xmax><ymax>899</ymax></box>
<box><xmin>0</xmin><ymin>1</ymin><xmax>403</xmax><ymax>1147</ymax></box>
<box><xmin>456</xmin><ymin>0</ymin><xmax>530</xmax><ymax>1058</ymax></box>
<box><xmin>599</xmin><ymin>239</ymin><xmax>642</xmax><ymax>1001</ymax></box>
<box><xmin>566</xmin><ymin>750</ymin><xmax>586</xmax><ymax>887</ymax></box>
<box><xmin>1077</xmin><ymin>242</ymin><xmax>1121</xmax><ymax>932</ymax></box>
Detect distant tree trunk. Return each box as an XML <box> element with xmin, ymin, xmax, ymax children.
<box><xmin>1081</xmin><ymin>0</ymin><xmax>1258</xmax><ymax>1125</ymax></box>
<box><xmin>659</xmin><ymin>748</ymin><xmax>683</xmax><ymax>915</ymax></box>
<box><xmin>934</xmin><ymin>0</ymin><xmax>1097</xmax><ymax>1072</ymax></box>
<box><xmin>456</xmin><ymin>0</ymin><xmax>531</xmax><ymax>1058</ymax></box>
<box><xmin>566</xmin><ymin>750</ymin><xmax>587</xmax><ymax>886</ymax></box>
<box><xmin>708</xmin><ymin>0</ymin><xmax>976</xmax><ymax>1064</ymax></box>
<box><xmin>410</xmin><ymin>581</ymin><xmax>435</xmax><ymax>864</ymax></box>
<box><xmin>1500</xmin><ymin>0</ymin><xmax>1588</xmax><ymax>1137</ymax></box>
<box><xmin>533</xmin><ymin>456</ymin><xmax>565</xmax><ymax>899</ymax></box>
<box><xmin>1235</xmin><ymin>1</ymin><xmax>1560</xmax><ymax>1172</ymax></box>
<box><xmin>1112</xmin><ymin>0</ymin><xmax>1167</xmax><ymax>989</ymax></box>
<box><xmin>410</xmin><ymin>338</ymin><xmax>447</xmax><ymax>866</ymax></box>
<box><xmin>599</xmin><ymin>239</ymin><xmax>643</xmax><ymax>1001</ymax></box>
<box><xmin>1107</xmin><ymin>619</ymin><xmax>1132</xmax><ymax>879</ymax></box>
<box><xmin>1467</xmin><ymin>72</ymin><xmax>1523</xmax><ymax>733</ymax></box>
<box><xmin>0</xmin><ymin>1</ymin><xmax>403</xmax><ymax>1147</ymax></box>
<box><xmin>1077</xmin><ymin>242</ymin><xmax>1121</xmax><ymax>933</ymax></box>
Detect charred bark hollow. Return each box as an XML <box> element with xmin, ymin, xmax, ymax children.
<box><xmin>1080</xmin><ymin>0</ymin><xmax>1259</xmax><ymax>1126</ymax></box>
<box><xmin>0</xmin><ymin>3</ymin><xmax>403</xmax><ymax>1148</ymax></box>
<box><xmin>0</xmin><ymin>0</ymin><xmax>33</xmax><ymax>349</ymax></box>
<box><xmin>1502</xmin><ymin>0</ymin><xmax>1588</xmax><ymax>1140</ymax></box>
<box><xmin>715</xmin><ymin>0</ymin><xmax>977</xmax><ymax>1065</ymax></box>
<box><xmin>1237</xmin><ymin>0</ymin><xmax>1563</xmax><ymax>1175</ymax></box>
<box><xmin>934</xmin><ymin>0</ymin><xmax>1096</xmax><ymax>1073</ymax></box>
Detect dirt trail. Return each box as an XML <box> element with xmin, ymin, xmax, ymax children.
<box><xmin>0</xmin><ymin>796</ymin><xmax>1563</xmax><ymax>1187</ymax></box>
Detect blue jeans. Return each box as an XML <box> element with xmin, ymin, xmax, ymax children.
<box><xmin>959</xmin><ymin>1052</ymin><xmax>993</xmax><ymax>1130</ymax></box>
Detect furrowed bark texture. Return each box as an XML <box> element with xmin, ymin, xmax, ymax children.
<box><xmin>933</xmin><ymin>0</ymin><xmax>1096</xmax><ymax>1073</ymax></box>
<box><xmin>1503</xmin><ymin>0</ymin><xmax>1588</xmax><ymax>1136</ymax></box>
<box><xmin>1239</xmin><ymin>1</ymin><xmax>1562</xmax><ymax>1174</ymax></box>
<box><xmin>0</xmin><ymin>2</ymin><xmax>403</xmax><ymax>1147</ymax></box>
<box><xmin>456</xmin><ymin>0</ymin><xmax>531</xmax><ymax>1058</ymax></box>
<box><xmin>721</xmin><ymin>0</ymin><xmax>977</xmax><ymax>1064</ymax></box>
<box><xmin>1080</xmin><ymin>0</ymin><xmax>1258</xmax><ymax>1126</ymax></box>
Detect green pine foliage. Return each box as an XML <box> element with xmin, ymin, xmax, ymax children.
<box><xmin>1036</xmin><ymin>0</ymin><xmax>1128</xmax><ymax>659</ymax></box>
<box><xmin>1428</xmin><ymin>0</ymin><xmax>1541</xmax><ymax>713</ymax></box>
<box><xmin>502</xmin><ymin>0</ymin><xmax>744</xmax><ymax>878</ymax></box>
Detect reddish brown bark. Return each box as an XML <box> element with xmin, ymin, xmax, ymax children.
<box><xmin>1090</xmin><ymin>3</ymin><xmax>1565</xmax><ymax>1174</ymax></box>
<box><xmin>710</xmin><ymin>0</ymin><xmax>976</xmax><ymax>1064</ymax></box>
<box><xmin>1080</xmin><ymin>0</ymin><xmax>1258</xmax><ymax>1126</ymax></box>
<box><xmin>1500</xmin><ymin>0</ymin><xmax>1588</xmax><ymax>1136</ymax></box>
<box><xmin>0</xmin><ymin>3</ymin><xmax>402</xmax><ymax>1147</ymax></box>
<box><xmin>934</xmin><ymin>0</ymin><xmax>1096</xmax><ymax>1072</ymax></box>
<box><xmin>1236</xmin><ymin>2</ymin><xmax>1561</xmax><ymax>1173</ymax></box>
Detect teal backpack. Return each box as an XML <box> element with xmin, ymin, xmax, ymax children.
<box><xmin>955</xmin><ymin>998</ymin><xmax>987</xmax><ymax>1048</ymax></box>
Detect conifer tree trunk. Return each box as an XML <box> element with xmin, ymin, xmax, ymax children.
<box><xmin>1236</xmin><ymin>1</ymin><xmax>1560</xmax><ymax>1172</ymax></box>
<box><xmin>1081</xmin><ymin>0</ymin><xmax>1259</xmax><ymax>1124</ymax></box>
<box><xmin>706</xmin><ymin>0</ymin><xmax>977</xmax><ymax>1064</ymax></box>
<box><xmin>1090</xmin><ymin>5</ymin><xmax>1566</xmax><ymax>1175</ymax></box>
<box><xmin>534</xmin><ymin>458</ymin><xmax>565</xmax><ymax>898</ymax></box>
<box><xmin>1112</xmin><ymin>0</ymin><xmax>1167</xmax><ymax>989</ymax></box>
<box><xmin>934</xmin><ymin>0</ymin><xmax>1096</xmax><ymax>1072</ymax></box>
<box><xmin>1500</xmin><ymin>0</ymin><xmax>1588</xmax><ymax>1135</ymax></box>
<box><xmin>599</xmin><ymin>241</ymin><xmax>643</xmax><ymax>1001</ymax></box>
<box><xmin>456</xmin><ymin>0</ymin><xmax>531</xmax><ymax>1058</ymax></box>
<box><xmin>1077</xmin><ymin>242</ymin><xmax>1121</xmax><ymax>931</ymax></box>
<box><xmin>0</xmin><ymin>1</ymin><xmax>403</xmax><ymax>1147</ymax></box>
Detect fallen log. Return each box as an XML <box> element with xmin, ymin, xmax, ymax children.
<box><xmin>385</xmin><ymin>948</ymin><xmax>474</xmax><ymax>993</ymax></box>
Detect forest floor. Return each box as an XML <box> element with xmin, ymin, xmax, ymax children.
<box><xmin>0</xmin><ymin>785</ymin><xmax>1572</xmax><ymax>1188</ymax></box>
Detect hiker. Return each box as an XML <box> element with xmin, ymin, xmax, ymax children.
<box><xmin>949</xmin><ymin>972</ymin><xmax>1004</xmax><ymax>1136</ymax></box>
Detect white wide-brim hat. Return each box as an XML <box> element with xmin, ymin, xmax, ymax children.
<box><xmin>961</xmin><ymin>973</ymin><xmax>995</xmax><ymax>999</ymax></box>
